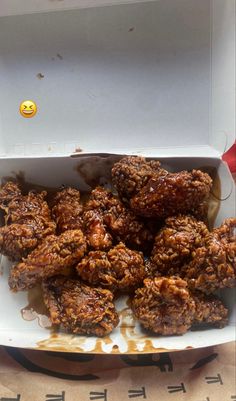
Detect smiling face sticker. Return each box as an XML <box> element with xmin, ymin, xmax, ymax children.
<box><xmin>20</xmin><ymin>100</ymin><xmax>37</xmax><ymax>118</ymax></box>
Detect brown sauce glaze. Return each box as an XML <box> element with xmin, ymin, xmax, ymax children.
<box><xmin>21</xmin><ymin>286</ymin><xmax>51</xmax><ymax>329</ymax></box>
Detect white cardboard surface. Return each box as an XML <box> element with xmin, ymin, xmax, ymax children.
<box><xmin>0</xmin><ymin>0</ymin><xmax>157</xmax><ymax>17</ymax></box>
<box><xmin>0</xmin><ymin>0</ymin><xmax>235</xmax><ymax>157</ymax></box>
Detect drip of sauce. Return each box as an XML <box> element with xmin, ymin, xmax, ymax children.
<box><xmin>21</xmin><ymin>286</ymin><xmax>51</xmax><ymax>328</ymax></box>
<box><xmin>35</xmin><ymin>302</ymin><xmax>187</xmax><ymax>354</ymax></box>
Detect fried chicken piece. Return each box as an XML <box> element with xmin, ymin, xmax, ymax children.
<box><xmin>9</xmin><ymin>229</ymin><xmax>87</xmax><ymax>291</ymax></box>
<box><xmin>190</xmin><ymin>199</ymin><xmax>209</xmax><ymax>222</ymax></box>
<box><xmin>0</xmin><ymin>181</ymin><xmax>21</xmax><ymax>207</ymax></box>
<box><xmin>42</xmin><ymin>276</ymin><xmax>119</xmax><ymax>336</ymax></box>
<box><xmin>147</xmin><ymin>215</ymin><xmax>209</xmax><ymax>276</ymax></box>
<box><xmin>148</xmin><ymin>216</ymin><xmax>236</xmax><ymax>294</ymax></box>
<box><xmin>76</xmin><ymin>242</ymin><xmax>145</xmax><ymax>292</ymax></box>
<box><xmin>112</xmin><ymin>156</ymin><xmax>167</xmax><ymax>200</ymax></box>
<box><xmin>183</xmin><ymin>235</ymin><xmax>236</xmax><ymax>294</ymax></box>
<box><xmin>103</xmin><ymin>201</ymin><xmax>154</xmax><ymax>251</ymax></box>
<box><xmin>52</xmin><ymin>187</ymin><xmax>83</xmax><ymax>233</ymax></box>
<box><xmin>85</xmin><ymin>186</ymin><xmax>118</xmax><ymax>211</ymax></box>
<box><xmin>83</xmin><ymin>209</ymin><xmax>113</xmax><ymax>250</ymax></box>
<box><xmin>132</xmin><ymin>277</ymin><xmax>196</xmax><ymax>335</ymax></box>
<box><xmin>213</xmin><ymin>218</ymin><xmax>236</xmax><ymax>242</ymax></box>
<box><xmin>83</xmin><ymin>187</ymin><xmax>115</xmax><ymax>250</ymax></box>
<box><xmin>130</xmin><ymin>170</ymin><xmax>212</xmax><ymax>219</ymax></box>
<box><xmin>0</xmin><ymin>182</ymin><xmax>56</xmax><ymax>260</ymax></box>
<box><xmin>4</xmin><ymin>190</ymin><xmax>51</xmax><ymax>224</ymax></box>
<box><xmin>191</xmin><ymin>292</ymin><xmax>228</xmax><ymax>329</ymax></box>
<box><xmin>0</xmin><ymin>224</ymin><xmax>38</xmax><ymax>261</ymax></box>
<box><xmin>83</xmin><ymin>187</ymin><xmax>154</xmax><ymax>251</ymax></box>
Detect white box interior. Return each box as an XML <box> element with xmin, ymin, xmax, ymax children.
<box><xmin>0</xmin><ymin>0</ymin><xmax>235</xmax><ymax>157</ymax></box>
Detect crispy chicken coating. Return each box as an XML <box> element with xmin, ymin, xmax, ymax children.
<box><xmin>76</xmin><ymin>242</ymin><xmax>145</xmax><ymax>292</ymax></box>
<box><xmin>83</xmin><ymin>187</ymin><xmax>154</xmax><ymax>251</ymax></box>
<box><xmin>213</xmin><ymin>218</ymin><xmax>236</xmax><ymax>242</ymax></box>
<box><xmin>147</xmin><ymin>215</ymin><xmax>209</xmax><ymax>276</ymax></box>
<box><xmin>9</xmin><ymin>229</ymin><xmax>87</xmax><ymax>291</ymax></box>
<box><xmin>42</xmin><ymin>276</ymin><xmax>119</xmax><ymax>336</ymax></box>
<box><xmin>4</xmin><ymin>190</ymin><xmax>51</xmax><ymax>225</ymax></box>
<box><xmin>83</xmin><ymin>187</ymin><xmax>117</xmax><ymax>250</ymax></box>
<box><xmin>130</xmin><ymin>170</ymin><xmax>212</xmax><ymax>219</ymax></box>
<box><xmin>0</xmin><ymin>181</ymin><xmax>21</xmax><ymax>206</ymax></box>
<box><xmin>52</xmin><ymin>187</ymin><xmax>83</xmax><ymax>233</ymax></box>
<box><xmin>83</xmin><ymin>209</ymin><xmax>113</xmax><ymax>250</ymax></box>
<box><xmin>191</xmin><ymin>292</ymin><xmax>228</xmax><ymax>328</ymax></box>
<box><xmin>103</xmin><ymin>200</ymin><xmax>154</xmax><ymax>251</ymax></box>
<box><xmin>147</xmin><ymin>216</ymin><xmax>236</xmax><ymax>294</ymax></box>
<box><xmin>112</xmin><ymin>156</ymin><xmax>167</xmax><ymax>200</ymax></box>
<box><xmin>183</xmin><ymin>235</ymin><xmax>236</xmax><ymax>294</ymax></box>
<box><xmin>0</xmin><ymin>224</ymin><xmax>38</xmax><ymax>261</ymax></box>
<box><xmin>190</xmin><ymin>199</ymin><xmax>209</xmax><ymax>222</ymax></box>
<box><xmin>132</xmin><ymin>277</ymin><xmax>196</xmax><ymax>335</ymax></box>
<box><xmin>0</xmin><ymin>182</ymin><xmax>56</xmax><ymax>260</ymax></box>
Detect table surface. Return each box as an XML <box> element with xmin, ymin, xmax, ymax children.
<box><xmin>0</xmin><ymin>342</ymin><xmax>235</xmax><ymax>401</ymax></box>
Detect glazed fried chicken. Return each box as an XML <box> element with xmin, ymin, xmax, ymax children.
<box><xmin>9</xmin><ymin>229</ymin><xmax>87</xmax><ymax>291</ymax></box>
<box><xmin>52</xmin><ymin>187</ymin><xmax>83</xmax><ymax>233</ymax></box>
<box><xmin>42</xmin><ymin>276</ymin><xmax>119</xmax><ymax>336</ymax></box>
<box><xmin>132</xmin><ymin>277</ymin><xmax>229</xmax><ymax>335</ymax></box>
<box><xmin>103</xmin><ymin>198</ymin><xmax>154</xmax><ymax>251</ymax></box>
<box><xmin>148</xmin><ymin>216</ymin><xmax>236</xmax><ymax>294</ymax></box>
<box><xmin>0</xmin><ymin>181</ymin><xmax>21</xmax><ymax>206</ymax></box>
<box><xmin>83</xmin><ymin>187</ymin><xmax>154</xmax><ymax>251</ymax></box>
<box><xmin>76</xmin><ymin>242</ymin><xmax>145</xmax><ymax>292</ymax></box>
<box><xmin>182</xmin><ymin>234</ymin><xmax>236</xmax><ymax>294</ymax></box>
<box><xmin>212</xmin><ymin>218</ymin><xmax>236</xmax><ymax>242</ymax></box>
<box><xmin>0</xmin><ymin>224</ymin><xmax>39</xmax><ymax>261</ymax></box>
<box><xmin>83</xmin><ymin>187</ymin><xmax>118</xmax><ymax>250</ymax></box>
<box><xmin>190</xmin><ymin>199</ymin><xmax>209</xmax><ymax>222</ymax></box>
<box><xmin>132</xmin><ymin>277</ymin><xmax>196</xmax><ymax>335</ymax></box>
<box><xmin>131</xmin><ymin>170</ymin><xmax>212</xmax><ymax>219</ymax></box>
<box><xmin>0</xmin><ymin>182</ymin><xmax>56</xmax><ymax>260</ymax></box>
<box><xmin>111</xmin><ymin>156</ymin><xmax>212</xmax><ymax>220</ymax></box>
<box><xmin>112</xmin><ymin>156</ymin><xmax>167</xmax><ymax>201</ymax></box>
<box><xmin>191</xmin><ymin>292</ymin><xmax>228</xmax><ymax>328</ymax></box>
<box><xmin>147</xmin><ymin>215</ymin><xmax>209</xmax><ymax>277</ymax></box>
<box><xmin>83</xmin><ymin>209</ymin><xmax>113</xmax><ymax>250</ymax></box>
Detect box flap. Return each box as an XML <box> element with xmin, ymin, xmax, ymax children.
<box><xmin>0</xmin><ymin>0</ymin><xmax>235</xmax><ymax>157</ymax></box>
<box><xmin>210</xmin><ymin>0</ymin><xmax>236</xmax><ymax>153</ymax></box>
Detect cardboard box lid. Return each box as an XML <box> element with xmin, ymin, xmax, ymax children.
<box><xmin>0</xmin><ymin>0</ymin><xmax>235</xmax><ymax>158</ymax></box>
<box><xmin>0</xmin><ymin>0</ymin><xmax>158</xmax><ymax>17</ymax></box>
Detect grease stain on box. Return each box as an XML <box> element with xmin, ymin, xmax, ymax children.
<box><xmin>21</xmin><ymin>286</ymin><xmax>51</xmax><ymax>329</ymax></box>
<box><xmin>36</xmin><ymin>73</ymin><xmax>44</xmax><ymax>80</ymax></box>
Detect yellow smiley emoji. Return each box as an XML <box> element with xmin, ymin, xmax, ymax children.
<box><xmin>19</xmin><ymin>100</ymin><xmax>37</xmax><ymax>118</ymax></box>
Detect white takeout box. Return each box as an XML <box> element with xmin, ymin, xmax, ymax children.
<box><xmin>0</xmin><ymin>0</ymin><xmax>235</xmax><ymax>353</ymax></box>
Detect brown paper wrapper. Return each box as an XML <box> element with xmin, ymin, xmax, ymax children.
<box><xmin>0</xmin><ymin>342</ymin><xmax>235</xmax><ymax>401</ymax></box>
